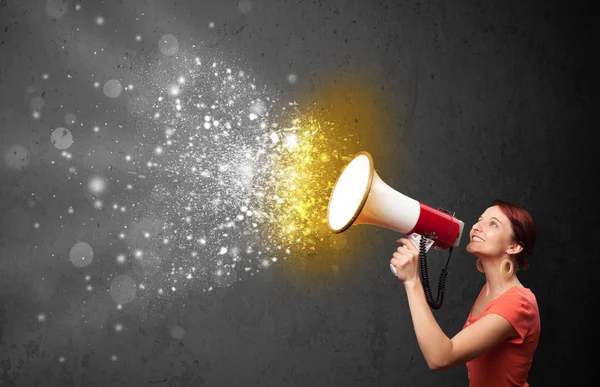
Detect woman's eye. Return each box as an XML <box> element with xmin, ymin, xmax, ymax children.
<box><xmin>491</xmin><ymin>222</ymin><xmax>498</xmax><ymax>227</ymax></box>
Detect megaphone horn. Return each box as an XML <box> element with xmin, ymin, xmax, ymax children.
<box><xmin>327</xmin><ymin>151</ymin><xmax>465</xmax><ymax>250</ymax></box>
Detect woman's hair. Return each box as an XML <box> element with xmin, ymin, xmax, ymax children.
<box><xmin>493</xmin><ymin>199</ymin><xmax>536</xmax><ymax>270</ymax></box>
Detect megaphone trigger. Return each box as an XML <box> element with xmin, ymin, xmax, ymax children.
<box><xmin>390</xmin><ymin>263</ymin><xmax>398</xmax><ymax>277</ymax></box>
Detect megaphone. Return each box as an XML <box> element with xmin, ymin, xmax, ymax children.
<box><xmin>327</xmin><ymin>151</ymin><xmax>465</xmax><ymax>309</ymax></box>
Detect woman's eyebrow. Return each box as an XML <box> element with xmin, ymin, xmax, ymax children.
<box><xmin>491</xmin><ymin>217</ymin><xmax>503</xmax><ymax>224</ymax></box>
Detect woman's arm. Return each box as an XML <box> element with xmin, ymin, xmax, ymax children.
<box><xmin>404</xmin><ymin>280</ymin><xmax>517</xmax><ymax>371</ymax></box>
<box><xmin>391</xmin><ymin>238</ymin><xmax>518</xmax><ymax>371</ymax></box>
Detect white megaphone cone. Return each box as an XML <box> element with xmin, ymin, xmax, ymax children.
<box><xmin>327</xmin><ymin>151</ymin><xmax>465</xmax><ymax>277</ymax></box>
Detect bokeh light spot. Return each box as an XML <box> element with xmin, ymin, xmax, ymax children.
<box><xmin>51</xmin><ymin>127</ymin><xmax>73</xmax><ymax>150</ymax></box>
<box><xmin>158</xmin><ymin>34</ymin><xmax>179</xmax><ymax>56</ymax></box>
<box><xmin>3</xmin><ymin>145</ymin><xmax>30</xmax><ymax>170</ymax></box>
<box><xmin>69</xmin><ymin>242</ymin><xmax>94</xmax><ymax>267</ymax></box>
<box><xmin>104</xmin><ymin>79</ymin><xmax>123</xmax><ymax>98</ymax></box>
<box><xmin>110</xmin><ymin>275</ymin><xmax>137</xmax><ymax>304</ymax></box>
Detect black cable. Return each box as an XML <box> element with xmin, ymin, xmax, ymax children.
<box><xmin>419</xmin><ymin>233</ymin><xmax>453</xmax><ymax>310</ymax></box>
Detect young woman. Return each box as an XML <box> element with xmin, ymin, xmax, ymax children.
<box><xmin>390</xmin><ymin>199</ymin><xmax>540</xmax><ymax>387</ymax></box>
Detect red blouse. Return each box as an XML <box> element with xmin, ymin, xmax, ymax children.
<box><xmin>463</xmin><ymin>284</ymin><xmax>540</xmax><ymax>387</ymax></box>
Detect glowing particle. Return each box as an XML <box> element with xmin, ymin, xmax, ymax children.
<box><xmin>33</xmin><ymin>222</ymin><xmax>40</xmax><ymax>229</ymax></box>
<box><xmin>288</xmin><ymin>73</ymin><xmax>297</xmax><ymax>83</ymax></box>
<box><xmin>165</xmin><ymin>127</ymin><xmax>175</xmax><ymax>137</ymax></box>
<box><xmin>114</xmin><ymin>323</ymin><xmax>123</xmax><ymax>332</ymax></box>
<box><xmin>116</xmin><ymin>254</ymin><xmax>126</xmax><ymax>263</ymax></box>
<box><xmin>37</xmin><ymin>313</ymin><xmax>46</xmax><ymax>322</ymax></box>
<box><xmin>88</xmin><ymin>176</ymin><xmax>106</xmax><ymax>195</ymax></box>
<box><xmin>283</xmin><ymin>133</ymin><xmax>298</xmax><ymax>148</ymax></box>
<box><xmin>135</xmin><ymin>35</ymin><xmax>142</xmax><ymax>41</ymax></box>
<box><xmin>96</xmin><ymin>16</ymin><xmax>104</xmax><ymax>25</ymax></box>
<box><xmin>270</xmin><ymin>132</ymin><xmax>279</xmax><ymax>143</ymax></box>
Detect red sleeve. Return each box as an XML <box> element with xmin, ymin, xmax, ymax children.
<box><xmin>486</xmin><ymin>288</ymin><xmax>535</xmax><ymax>344</ymax></box>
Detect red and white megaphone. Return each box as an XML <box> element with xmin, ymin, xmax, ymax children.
<box><xmin>327</xmin><ymin>151</ymin><xmax>465</xmax><ymax>247</ymax></box>
<box><xmin>327</xmin><ymin>151</ymin><xmax>465</xmax><ymax>291</ymax></box>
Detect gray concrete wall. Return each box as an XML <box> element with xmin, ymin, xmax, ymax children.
<box><xmin>0</xmin><ymin>0</ymin><xmax>595</xmax><ymax>386</ymax></box>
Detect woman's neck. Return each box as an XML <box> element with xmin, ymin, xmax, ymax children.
<box><xmin>480</xmin><ymin>256</ymin><xmax>522</xmax><ymax>297</ymax></box>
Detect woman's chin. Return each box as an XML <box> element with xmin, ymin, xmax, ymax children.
<box><xmin>466</xmin><ymin>242</ymin><xmax>476</xmax><ymax>253</ymax></box>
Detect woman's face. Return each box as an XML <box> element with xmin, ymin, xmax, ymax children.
<box><xmin>466</xmin><ymin>205</ymin><xmax>515</xmax><ymax>258</ymax></box>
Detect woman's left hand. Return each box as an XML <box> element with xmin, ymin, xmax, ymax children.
<box><xmin>390</xmin><ymin>237</ymin><xmax>421</xmax><ymax>285</ymax></box>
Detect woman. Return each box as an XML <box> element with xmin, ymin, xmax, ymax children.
<box><xmin>390</xmin><ymin>199</ymin><xmax>540</xmax><ymax>387</ymax></box>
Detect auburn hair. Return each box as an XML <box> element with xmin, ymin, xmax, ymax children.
<box><xmin>493</xmin><ymin>199</ymin><xmax>536</xmax><ymax>270</ymax></box>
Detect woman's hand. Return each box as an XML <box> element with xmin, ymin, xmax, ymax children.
<box><xmin>390</xmin><ymin>237</ymin><xmax>421</xmax><ymax>286</ymax></box>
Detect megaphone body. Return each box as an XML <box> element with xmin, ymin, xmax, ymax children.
<box><xmin>327</xmin><ymin>151</ymin><xmax>465</xmax><ymax>250</ymax></box>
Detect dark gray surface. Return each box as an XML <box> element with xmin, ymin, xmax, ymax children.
<box><xmin>0</xmin><ymin>0</ymin><xmax>595</xmax><ymax>386</ymax></box>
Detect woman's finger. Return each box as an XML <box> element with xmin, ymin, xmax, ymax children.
<box><xmin>396</xmin><ymin>237</ymin><xmax>418</xmax><ymax>251</ymax></box>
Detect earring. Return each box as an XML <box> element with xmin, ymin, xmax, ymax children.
<box><xmin>476</xmin><ymin>259</ymin><xmax>485</xmax><ymax>273</ymax></box>
<box><xmin>501</xmin><ymin>259</ymin><xmax>514</xmax><ymax>277</ymax></box>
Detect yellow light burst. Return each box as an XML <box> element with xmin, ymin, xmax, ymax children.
<box><xmin>257</xmin><ymin>72</ymin><xmax>392</xmax><ymax>277</ymax></box>
<box><xmin>260</xmin><ymin>115</ymin><xmax>359</xmax><ymax>258</ymax></box>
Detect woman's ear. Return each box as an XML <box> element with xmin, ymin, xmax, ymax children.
<box><xmin>506</xmin><ymin>242</ymin><xmax>523</xmax><ymax>256</ymax></box>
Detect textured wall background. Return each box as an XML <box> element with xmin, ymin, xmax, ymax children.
<box><xmin>0</xmin><ymin>0</ymin><xmax>595</xmax><ymax>386</ymax></box>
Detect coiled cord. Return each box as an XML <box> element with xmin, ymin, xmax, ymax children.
<box><xmin>419</xmin><ymin>234</ymin><xmax>453</xmax><ymax>310</ymax></box>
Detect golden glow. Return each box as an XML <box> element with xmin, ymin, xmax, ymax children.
<box><xmin>260</xmin><ymin>116</ymin><xmax>354</xmax><ymax>248</ymax></box>
<box><xmin>258</xmin><ymin>72</ymin><xmax>391</xmax><ymax>277</ymax></box>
